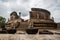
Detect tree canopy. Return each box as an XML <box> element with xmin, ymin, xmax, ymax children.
<box><xmin>0</xmin><ymin>16</ymin><xmax>6</xmax><ymax>28</ymax></box>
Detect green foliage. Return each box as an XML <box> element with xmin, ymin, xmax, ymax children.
<box><xmin>0</xmin><ymin>16</ymin><xmax>6</xmax><ymax>28</ymax></box>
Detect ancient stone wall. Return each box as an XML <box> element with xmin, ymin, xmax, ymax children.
<box><xmin>29</xmin><ymin>8</ymin><xmax>57</xmax><ymax>29</ymax></box>
<box><xmin>30</xmin><ymin>8</ymin><xmax>50</xmax><ymax>20</ymax></box>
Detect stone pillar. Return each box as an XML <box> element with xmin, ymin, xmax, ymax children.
<box><xmin>19</xmin><ymin>12</ymin><xmax>21</xmax><ymax>18</ymax></box>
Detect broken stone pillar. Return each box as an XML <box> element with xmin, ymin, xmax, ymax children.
<box><xmin>19</xmin><ymin>12</ymin><xmax>21</xmax><ymax>18</ymax></box>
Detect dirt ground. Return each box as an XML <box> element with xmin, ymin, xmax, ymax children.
<box><xmin>0</xmin><ymin>34</ymin><xmax>60</xmax><ymax>40</ymax></box>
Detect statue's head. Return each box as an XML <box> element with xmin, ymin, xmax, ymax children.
<box><xmin>10</xmin><ymin>11</ymin><xmax>19</xmax><ymax>20</ymax></box>
<box><xmin>10</xmin><ymin>11</ymin><xmax>17</xmax><ymax>16</ymax></box>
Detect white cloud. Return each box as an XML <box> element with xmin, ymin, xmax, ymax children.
<box><xmin>0</xmin><ymin>0</ymin><xmax>60</xmax><ymax>22</ymax></box>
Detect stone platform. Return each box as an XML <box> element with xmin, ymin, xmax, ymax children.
<box><xmin>0</xmin><ymin>34</ymin><xmax>60</xmax><ymax>40</ymax></box>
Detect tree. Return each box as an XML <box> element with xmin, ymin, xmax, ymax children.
<box><xmin>0</xmin><ymin>16</ymin><xmax>6</xmax><ymax>28</ymax></box>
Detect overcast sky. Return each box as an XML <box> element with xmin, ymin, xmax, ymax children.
<box><xmin>0</xmin><ymin>0</ymin><xmax>60</xmax><ymax>22</ymax></box>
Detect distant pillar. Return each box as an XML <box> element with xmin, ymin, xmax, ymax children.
<box><xmin>19</xmin><ymin>12</ymin><xmax>21</xmax><ymax>18</ymax></box>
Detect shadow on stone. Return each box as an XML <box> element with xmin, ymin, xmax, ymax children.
<box><xmin>26</xmin><ymin>28</ymin><xmax>38</xmax><ymax>34</ymax></box>
<box><xmin>0</xmin><ymin>30</ymin><xmax>8</xmax><ymax>34</ymax></box>
<box><xmin>39</xmin><ymin>30</ymin><xmax>53</xmax><ymax>34</ymax></box>
<box><xmin>7</xmin><ymin>29</ymin><xmax>16</xmax><ymax>34</ymax></box>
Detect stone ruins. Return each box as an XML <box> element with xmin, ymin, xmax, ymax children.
<box><xmin>5</xmin><ymin>8</ymin><xmax>57</xmax><ymax>34</ymax></box>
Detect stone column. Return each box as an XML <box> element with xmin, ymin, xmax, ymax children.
<box><xmin>19</xmin><ymin>12</ymin><xmax>21</xmax><ymax>18</ymax></box>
